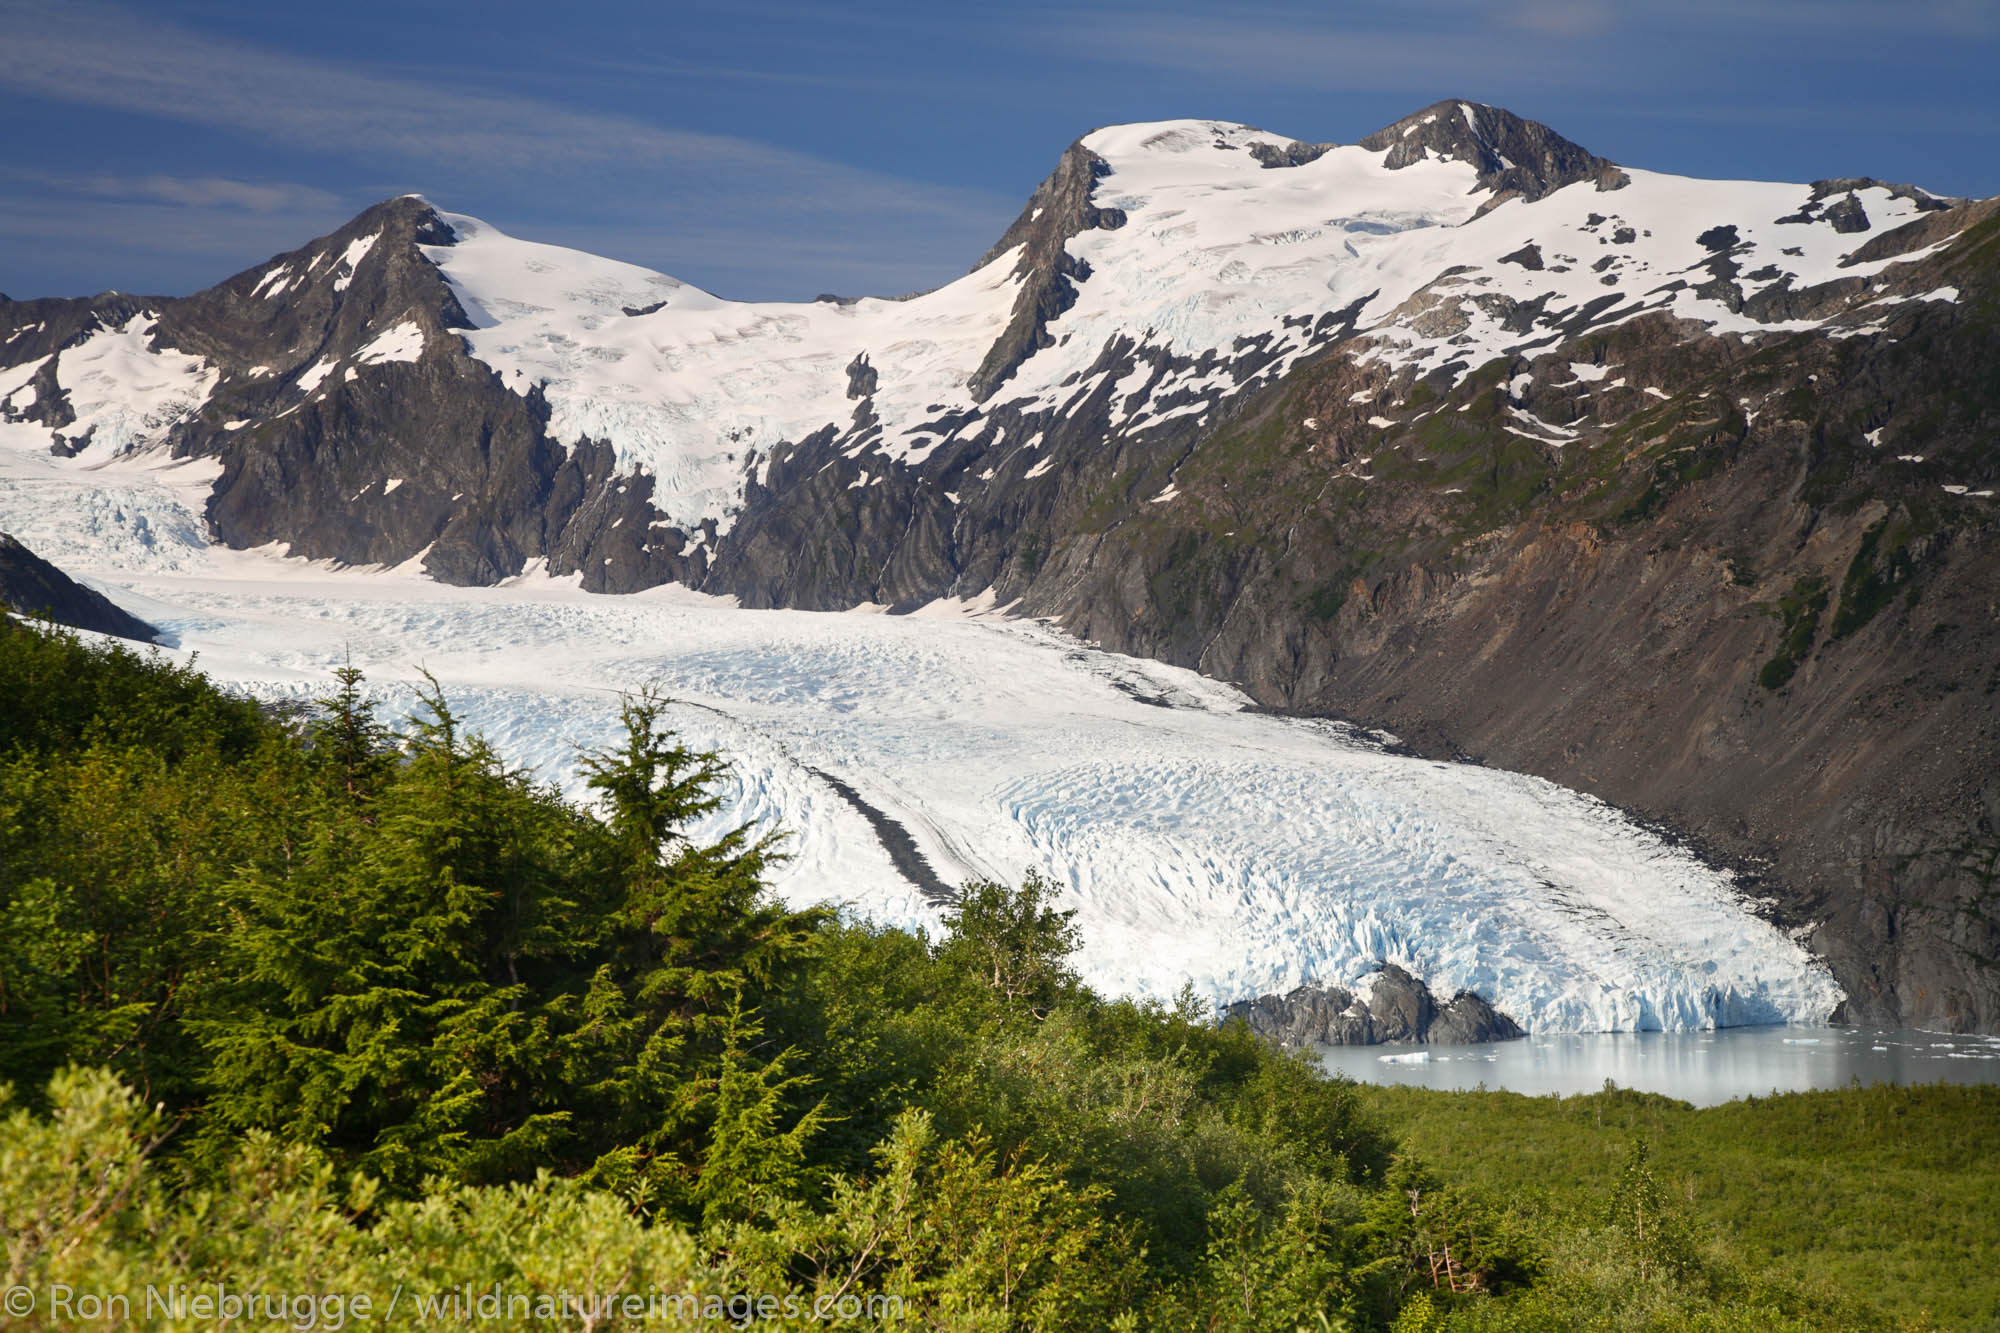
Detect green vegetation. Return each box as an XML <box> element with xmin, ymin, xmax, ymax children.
<box><xmin>1612</xmin><ymin>397</ymin><xmax>1750</xmax><ymax>527</ymax></box>
<box><xmin>1359</xmin><ymin>1082</ymin><xmax>2000</xmax><ymax>1329</ymax></box>
<box><xmin>1017</xmin><ymin>531</ymin><xmax>1046</xmax><ymax>577</ymax></box>
<box><xmin>1829</xmin><ymin>515</ymin><xmax>1922</xmax><ymax>640</ymax></box>
<box><xmin>0</xmin><ymin>616</ymin><xmax>1989</xmax><ymax>1330</ymax></box>
<box><xmin>1719</xmin><ymin>548</ymin><xmax>1758</xmax><ymax>588</ymax></box>
<box><xmin>1757</xmin><ymin>575</ymin><xmax>1830</xmax><ymax>691</ymax></box>
<box><xmin>1307</xmin><ymin>577</ymin><xmax>1353</xmax><ymax>623</ymax></box>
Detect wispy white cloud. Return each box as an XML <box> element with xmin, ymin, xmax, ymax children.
<box><xmin>29</xmin><ymin>174</ymin><xmax>344</xmax><ymax>214</ymax></box>
<box><xmin>1030</xmin><ymin>0</ymin><xmax>1995</xmax><ymax>101</ymax></box>
<box><xmin>576</xmin><ymin>54</ymin><xmax>950</xmax><ymax>96</ymax></box>
<box><xmin>0</xmin><ymin>1</ymin><xmax>987</xmax><ymax>216</ymax></box>
<box><xmin>1658</xmin><ymin>0</ymin><xmax>1997</xmax><ymax>37</ymax></box>
<box><xmin>1502</xmin><ymin>0</ymin><xmax>1614</xmax><ymax>38</ymax></box>
<box><xmin>0</xmin><ymin>194</ymin><xmax>358</xmax><ymax>297</ymax></box>
<box><xmin>1023</xmin><ymin>3</ymin><xmax>1633</xmax><ymax>98</ymax></box>
<box><xmin>0</xmin><ymin>0</ymin><xmax>1018</xmax><ymax>299</ymax></box>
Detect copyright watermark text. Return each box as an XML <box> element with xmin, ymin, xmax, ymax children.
<box><xmin>1</xmin><ymin>1282</ymin><xmax>902</xmax><ymax>1327</ymax></box>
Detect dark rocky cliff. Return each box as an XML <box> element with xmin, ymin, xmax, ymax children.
<box><xmin>1357</xmin><ymin>99</ymin><xmax>1631</xmax><ymax>201</ymax></box>
<box><xmin>0</xmin><ymin>534</ymin><xmax>156</xmax><ymax>642</ymax></box>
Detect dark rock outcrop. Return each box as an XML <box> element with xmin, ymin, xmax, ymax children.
<box><xmin>1248</xmin><ymin>138</ymin><xmax>1337</xmax><ymax>169</ymax></box>
<box><xmin>1429</xmin><ymin>991</ymin><xmax>1528</xmax><ymax>1045</ymax></box>
<box><xmin>1359</xmin><ymin>99</ymin><xmax>1629</xmax><ymax>200</ymax></box>
<box><xmin>1811</xmin><ymin>177</ymin><xmax>1956</xmax><ymax>212</ymax></box>
<box><xmin>1222</xmin><ymin>966</ymin><xmax>1527</xmax><ymax>1048</ymax></box>
<box><xmin>0</xmin><ymin>534</ymin><xmax>156</xmax><ymax>642</ymax></box>
<box><xmin>1821</xmin><ymin>193</ymin><xmax>1871</xmax><ymax>234</ymax></box>
<box><xmin>845</xmin><ymin>352</ymin><xmax>878</xmax><ymax>400</ymax></box>
<box><xmin>966</xmin><ymin>143</ymin><xmax>1127</xmax><ymax>402</ymax></box>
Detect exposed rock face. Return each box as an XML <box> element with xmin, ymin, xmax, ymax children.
<box><xmin>845</xmin><ymin>353</ymin><xmax>878</xmax><ymax>400</ymax></box>
<box><xmin>168</xmin><ymin>198</ymin><xmax>603</xmax><ymax>586</ymax></box>
<box><xmin>1222</xmin><ymin>966</ymin><xmax>1527</xmax><ymax>1047</ymax></box>
<box><xmin>1429</xmin><ymin>992</ymin><xmax>1527</xmax><ymax>1046</ymax></box>
<box><xmin>1358</xmin><ymin>99</ymin><xmax>1630</xmax><ymax>200</ymax></box>
<box><xmin>0</xmin><ymin>534</ymin><xmax>156</xmax><ymax>641</ymax></box>
<box><xmin>966</xmin><ymin>143</ymin><xmax>1127</xmax><ymax>402</ymax></box>
<box><xmin>1248</xmin><ymin>138</ymin><xmax>1337</xmax><ymax>169</ymax></box>
<box><xmin>0</xmin><ymin>199</ymin><xmax>702</xmax><ymax>594</ymax></box>
<box><xmin>1050</xmin><ymin>237</ymin><xmax>2000</xmax><ymax>1032</ymax></box>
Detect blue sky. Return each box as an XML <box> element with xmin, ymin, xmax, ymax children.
<box><xmin>3</xmin><ymin>0</ymin><xmax>1996</xmax><ymax>302</ymax></box>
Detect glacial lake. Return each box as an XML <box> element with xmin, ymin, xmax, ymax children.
<box><xmin>1312</xmin><ymin>1026</ymin><xmax>2000</xmax><ymax>1106</ymax></box>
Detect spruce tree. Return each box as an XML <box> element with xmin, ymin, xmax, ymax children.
<box><xmin>192</xmin><ymin>677</ymin><xmax>604</xmax><ymax>1188</ymax></box>
<box><xmin>562</xmin><ymin>696</ymin><xmax>824</xmax><ymax>1210</ymax></box>
<box><xmin>192</xmin><ymin>682</ymin><xmax>826</xmax><ymax>1207</ymax></box>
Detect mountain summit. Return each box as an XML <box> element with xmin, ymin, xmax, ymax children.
<box><xmin>1357</xmin><ymin>99</ymin><xmax>1630</xmax><ymax>199</ymax></box>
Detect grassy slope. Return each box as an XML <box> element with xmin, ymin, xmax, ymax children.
<box><xmin>1355</xmin><ymin>1081</ymin><xmax>2000</xmax><ymax>1328</ymax></box>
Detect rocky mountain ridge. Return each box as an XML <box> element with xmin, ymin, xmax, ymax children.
<box><xmin>3</xmin><ymin>100</ymin><xmax>1996</xmax><ymax>1031</ymax></box>
<box><xmin>0</xmin><ymin>534</ymin><xmax>157</xmax><ymax>642</ymax></box>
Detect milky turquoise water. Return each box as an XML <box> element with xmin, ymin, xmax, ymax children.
<box><xmin>1312</xmin><ymin>1026</ymin><xmax>2000</xmax><ymax>1106</ymax></box>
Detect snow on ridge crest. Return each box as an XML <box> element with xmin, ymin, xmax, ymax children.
<box><xmin>409</xmin><ymin>123</ymin><xmax>1974</xmax><ymax>538</ymax></box>
<box><xmin>1079</xmin><ymin>118</ymin><xmax>1304</xmax><ymax>163</ymax></box>
<box><xmin>422</xmin><ymin>209</ymin><xmax>1024</xmax><ymax>530</ymax></box>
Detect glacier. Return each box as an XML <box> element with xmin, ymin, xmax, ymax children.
<box><xmin>0</xmin><ymin>425</ymin><xmax>1843</xmax><ymax>1034</ymax></box>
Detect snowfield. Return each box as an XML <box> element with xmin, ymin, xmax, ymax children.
<box><xmin>411</xmin><ymin>117</ymin><xmax>1960</xmax><ymax>535</ymax></box>
<box><xmin>0</xmin><ymin>432</ymin><xmax>1843</xmax><ymax>1033</ymax></box>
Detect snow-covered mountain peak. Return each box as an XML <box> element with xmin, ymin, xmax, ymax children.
<box><xmin>1077</xmin><ymin>117</ymin><xmax>1482</xmax><ymax>220</ymax></box>
<box><xmin>1079</xmin><ymin>118</ymin><xmax>1321</xmax><ymax>165</ymax></box>
<box><xmin>375</xmin><ymin>113</ymin><xmax>1972</xmax><ymax>551</ymax></box>
<box><xmin>0</xmin><ymin>102</ymin><xmax>1986</xmax><ymax>589</ymax></box>
<box><xmin>424</xmin><ymin>210</ymin><xmax>721</xmax><ymax>329</ymax></box>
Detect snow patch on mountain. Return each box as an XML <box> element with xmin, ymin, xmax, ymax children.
<box><xmin>356</xmin><ymin>319</ymin><xmax>425</xmax><ymax>365</ymax></box>
<box><xmin>0</xmin><ymin>355</ymin><xmax>48</xmax><ymax>412</ymax></box>
<box><xmin>26</xmin><ymin>315</ymin><xmax>218</xmax><ymax>455</ymax></box>
<box><xmin>423</xmin><ymin>211</ymin><xmax>1023</xmax><ymax>530</ymax></box>
<box><xmin>251</xmin><ymin>265</ymin><xmax>296</xmax><ymax>299</ymax></box>
<box><xmin>329</xmin><ymin>233</ymin><xmax>377</xmax><ymax>293</ymax></box>
<box><xmin>0</xmin><ymin>422</ymin><xmax>218</xmax><ymax>573</ymax></box>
